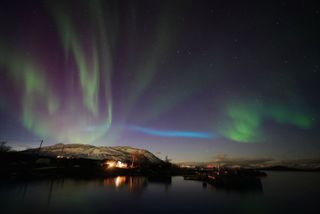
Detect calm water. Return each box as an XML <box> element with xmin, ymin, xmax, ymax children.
<box><xmin>1</xmin><ymin>171</ymin><xmax>319</xmax><ymax>214</ymax></box>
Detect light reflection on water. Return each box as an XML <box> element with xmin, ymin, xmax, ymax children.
<box><xmin>103</xmin><ymin>176</ymin><xmax>149</xmax><ymax>192</ymax></box>
<box><xmin>0</xmin><ymin>172</ymin><xmax>319</xmax><ymax>214</ymax></box>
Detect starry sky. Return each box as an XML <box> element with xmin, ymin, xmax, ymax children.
<box><xmin>0</xmin><ymin>0</ymin><xmax>319</xmax><ymax>162</ymax></box>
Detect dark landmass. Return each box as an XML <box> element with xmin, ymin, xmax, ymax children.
<box><xmin>177</xmin><ymin>157</ymin><xmax>320</xmax><ymax>172</ymax></box>
<box><xmin>259</xmin><ymin>165</ymin><xmax>320</xmax><ymax>172</ymax></box>
<box><xmin>22</xmin><ymin>143</ymin><xmax>163</xmax><ymax>164</ymax></box>
<box><xmin>0</xmin><ymin>144</ymin><xmax>192</xmax><ymax>181</ymax></box>
<box><xmin>1</xmin><ymin>143</ymin><xmax>318</xmax><ymax>194</ymax></box>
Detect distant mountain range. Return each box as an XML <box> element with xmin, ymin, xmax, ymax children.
<box><xmin>177</xmin><ymin>157</ymin><xmax>320</xmax><ymax>171</ymax></box>
<box><xmin>23</xmin><ymin>143</ymin><xmax>164</xmax><ymax>164</ymax></box>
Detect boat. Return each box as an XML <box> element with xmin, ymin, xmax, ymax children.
<box><xmin>183</xmin><ymin>169</ymin><xmax>264</xmax><ymax>191</ymax></box>
<box><xmin>207</xmin><ymin>174</ymin><xmax>262</xmax><ymax>190</ymax></box>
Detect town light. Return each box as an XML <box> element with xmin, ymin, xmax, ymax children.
<box><xmin>104</xmin><ymin>160</ymin><xmax>128</xmax><ymax>169</ymax></box>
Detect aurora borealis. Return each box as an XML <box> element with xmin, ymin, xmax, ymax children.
<box><xmin>0</xmin><ymin>0</ymin><xmax>319</xmax><ymax>161</ymax></box>
<box><xmin>126</xmin><ymin>125</ymin><xmax>216</xmax><ymax>139</ymax></box>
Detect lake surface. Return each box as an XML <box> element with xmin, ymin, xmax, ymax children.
<box><xmin>1</xmin><ymin>171</ymin><xmax>319</xmax><ymax>214</ymax></box>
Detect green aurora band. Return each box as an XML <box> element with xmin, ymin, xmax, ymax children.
<box><xmin>0</xmin><ymin>1</ymin><xmax>316</xmax><ymax>146</ymax></box>
<box><xmin>0</xmin><ymin>51</ymin><xmax>59</xmax><ymax>138</ymax></box>
<box><xmin>0</xmin><ymin>1</ymin><xmax>113</xmax><ymax>144</ymax></box>
<box><xmin>220</xmin><ymin>101</ymin><xmax>315</xmax><ymax>143</ymax></box>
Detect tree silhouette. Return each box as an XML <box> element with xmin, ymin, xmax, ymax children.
<box><xmin>131</xmin><ymin>150</ymin><xmax>145</xmax><ymax>167</ymax></box>
<box><xmin>0</xmin><ymin>141</ymin><xmax>11</xmax><ymax>152</ymax></box>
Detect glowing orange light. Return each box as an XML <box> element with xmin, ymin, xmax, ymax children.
<box><xmin>104</xmin><ymin>160</ymin><xmax>128</xmax><ymax>169</ymax></box>
<box><xmin>115</xmin><ymin>176</ymin><xmax>126</xmax><ymax>187</ymax></box>
<box><xmin>116</xmin><ymin>161</ymin><xmax>128</xmax><ymax>168</ymax></box>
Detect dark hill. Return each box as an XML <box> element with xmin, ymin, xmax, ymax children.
<box><xmin>23</xmin><ymin>143</ymin><xmax>164</xmax><ymax>164</ymax></box>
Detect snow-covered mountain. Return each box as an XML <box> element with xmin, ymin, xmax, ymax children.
<box><xmin>23</xmin><ymin>143</ymin><xmax>163</xmax><ymax>164</ymax></box>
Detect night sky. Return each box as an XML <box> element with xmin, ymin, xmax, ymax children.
<box><xmin>0</xmin><ymin>0</ymin><xmax>319</xmax><ymax>162</ymax></box>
